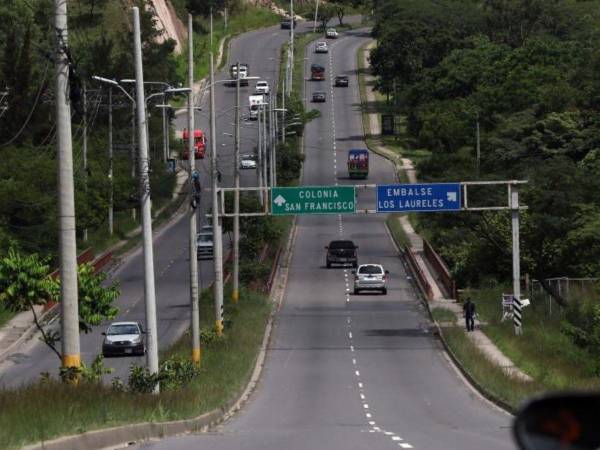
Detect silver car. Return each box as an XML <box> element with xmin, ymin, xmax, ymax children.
<box><xmin>197</xmin><ymin>231</ymin><xmax>214</xmax><ymax>259</ymax></box>
<box><xmin>102</xmin><ymin>321</ymin><xmax>145</xmax><ymax>356</ymax></box>
<box><xmin>315</xmin><ymin>41</ymin><xmax>328</xmax><ymax>53</ymax></box>
<box><xmin>353</xmin><ymin>264</ymin><xmax>389</xmax><ymax>295</ymax></box>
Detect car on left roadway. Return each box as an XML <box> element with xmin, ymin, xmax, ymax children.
<box><xmin>353</xmin><ymin>264</ymin><xmax>389</xmax><ymax>295</ymax></box>
<box><xmin>312</xmin><ymin>91</ymin><xmax>326</xmax><ymax>102</ymax></box>
<box><xmin>255</xmin><ymin>80</ymin><xmax>270</xmax><ymax>95</ymax></box>
<box><xmin>315</xmin><ymin>41</ymin><xmax>328</xmax><ymax>53</ymax></box>
<box><xmin>102</xmin><ymin>321</ymin><xmax>145</xmax><ymax>356</ymax></box>
<box><xmin>240</xmin><ymin>154</ymin><xmax>257</xmax><ymax>169</ymax></box>
<box><xmin>326</xmin><ymin>28</ymin><xmax>338</xmax><ymax>39</ymax></box>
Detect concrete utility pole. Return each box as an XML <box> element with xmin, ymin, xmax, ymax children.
<box><xmin>82</xmin><ymin>80</ymin><xmax>88</xmax><ymax>242</ymax></box>
<box><xmin>232</xmin><ymin>62</ymin><xmax>241</xmax><ymax>305</ymax></box>
<box><xmin>131</xmin><ymin>87</ymin><xmax>137</xmax><ymax>221</ymax></box>
<box><xmin>54</xmin><ymin>0</ymin><xmax>80</xmax><ymax>374</ymax></box>
<box><xmin>210</xmin><ymin>53</ymin><xmax>224</xmax><ymax>336</ymax></box>
<box><xmin>476</xmin><ymin>111</ymin><xmax>481</xmax><ymax>177</ymax></box>
<box><xmin>161</xmin><ymin>92</ymin><xmax>168</xmax><ymax>163</ymax></box>
<box><xmin>289</xmin><ymin>0</ymin><xmax>294</xmax><ymax>94</ymax></box>
<box><xmin>133</xmin><ymin>6</ymin><xmax>160</xmax><ymax>390</ymax></box>
<box><xmin>313</xmin><ymin>0</ymin><xmax>320</xmax><ymax>33</ymax></box>
<box><xmin>108</xmin><ymin>87</ymin><xmax>114</xmax><ymax>235</ymax></box>
<box><xmin>262</xmin><ymin>105</ymin><xmax>268</xmax><ymax>204</ymax></box>
<box><xmin>187</xmin><ymin>14</ymin><xmax>201</xmax><ymax>365</ymax></box>
<box><xmin>511</xmin><ymin>185</ymin><xmax>523</xmax><ymax>335</ymax></box>
<box><xmin>257</xmin><ymin>102</ymin><xmax>264</xmax><ymax>206</ymax></box>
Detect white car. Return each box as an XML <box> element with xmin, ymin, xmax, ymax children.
<box><xmin>326</xmin><ymin>28</ymin><xmax>338</xmax><ymax>39</ymax></box>
<box><xmin>353</xmin><ymin>264</ymin><xmax>389</xmax><ymax>295</ymax></box>
<box><xmin>315</xmin><ymin>41</ymin><xmax>328</xmax><ymax>53</ymax></box>
<box><xmin>197</xmin><ymin>231</ymin><xmax>214</xmax><ymax>259</ymax></box>
<box><xmin>102</xmin><ymin>321</ymin><xmax>145</xmax><ymax>356</ymax></box>
<box><xmin>255</xmin><ymin>80</ymin><xmax>270</xmax><ymax>95</ymax></box>
<box><xmin>240</xmin><ymin>154</ymin><xmax>257</xmax><ymax>169</ymax></box>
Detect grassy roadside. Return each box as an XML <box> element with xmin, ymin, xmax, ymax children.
<box><xmin>0</xmin><ymin>284</ymin><xmax>272</xmax><ymax>449</ymax></box>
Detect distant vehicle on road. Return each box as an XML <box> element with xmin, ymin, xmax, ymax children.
<box><xmin>311</xmin><ymin>63</ymin><xmax>325</xmax><ymax>81</ymax></box>
<box><xmin>182</xmin><ymin>128</ymin><xmax>206</xmax><ymax>160</ymax></box>
<box><xmin>353</xmin><ymin>264</ymin><xmax>389</xmax><ymax>295</ymax></box>
<box><xmin>240</xmin><ymin>154</ymin><xmax>257</xmax><ymax>169</ymax></box>
<box><xmin>249</xmin><ymin>94</ymin><xmax>265</xmax><ymax>120</ymax></box>
<box><xmin>325</xmin><ymin>240</ymin><xmax>358</xmax><ymax>268</ymax></box>
<box><xmin>280</xmin><ymin>19</ymin><xmax>296</xmax><ymax>29</ymax></box>
<box><xmin>312</xmin><ymin>91</ymin><xmax>326</xmax><ymax>102</ymax></box>
<box><xmin>326</xmin><ymin>28</ymin><xmax>338</xmax><ymax>39</ymax></box>
<box><xmin>315</xmin><ymin>41</ymin><xmax>328</xmax><ymax>53</ymax></box>
<box><xmin>230</xmin><ymin>63</ymin><xmax>249</xmax><ymax>86</ymax></box>
<box><xmin>197</xmin><ymin>231</ymin><xmax>214</xmax><ymax>259</ymax></box>
<box><xmin>254</xmin><ymin>80</ymin><xmax>270</xmax><ymax>95</ymax></box>
<box><xmin>102</xmin><ymin>321</ymin><xmax>145</xmax><ymax>356</ymax></box>
<box><xmin>200</xmin><ymin>224</ymin><xmax>213</xmax><ymax>234</ymax></box>
<box><xmin>347</xmin><ymin>148</ymin><xmax>369</xmax><ymax>179</ymax></box>
<box><xmin>335</xmin><ymin>75</ymin><xmax>349</xmax><ymax>87</ymax></box>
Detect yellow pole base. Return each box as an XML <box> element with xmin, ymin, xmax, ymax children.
<box><xmin>215</xmin><ymin>319</ymin><xmax>224</xmax><ymax>337</ymax></box>
<box><xmin>192</xmin><ymin>348</ymin><xmax>201</xmax><ymax>365</ymax></box>
<box><xmin>61</xmin><ymin>353</ymin><xmax>81</xmax><ymax>368</ymax></box>
<box><xmin>232</xmin><ymin>289</ymin><xmax>239</xmax><ymax>304</ymax></box>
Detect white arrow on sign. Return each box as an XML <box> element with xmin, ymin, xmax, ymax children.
<box><xmin>274</xmin><ymin>194</ymin><xmax>286</xmax><ymax>207</ymax></box>
<box><xmin>447</xmin><ymin>192</ymin><xmax>457</xmax><ymax>202</ymax></box>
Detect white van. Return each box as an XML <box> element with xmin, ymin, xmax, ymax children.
<box><xmin>248</xmin><ymin>94</ymin><xmax>264</xmax><ymax>120</ymax></box>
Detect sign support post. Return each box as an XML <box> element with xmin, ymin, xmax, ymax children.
<box><xmin>510</xmin><ymin>184</ymin><xmax>523</xmax><ymax>335</ymax></box>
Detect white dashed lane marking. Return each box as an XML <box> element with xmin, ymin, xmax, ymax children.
<box><xmin>327</xmin><ymin>40</ymin><xmax>416</xmax><ymax>448</ymax></box>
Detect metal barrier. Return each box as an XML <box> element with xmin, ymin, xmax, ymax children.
<box><xmin>423</xmin><ymin>239</ymin><xmax>457</xmax><ymax>300</ymax></box>
<box><xmin>403</xmin><ymin>246</ymin><xmax>434</xmax><ymax>301</ymax></box>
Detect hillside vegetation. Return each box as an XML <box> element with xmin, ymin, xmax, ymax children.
<box><xmin>0</xmin><ymin>0</ymin><xmax>181</xmax><ymax>258</ymax></box>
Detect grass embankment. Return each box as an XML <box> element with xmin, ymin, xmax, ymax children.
<box><xmin>434</xmin><ymin>287</ymin><xmax>600</xmax><ymax>411</ymax></box>
<box><xmin>0</xmin><ymin>305</ymin><xmax>13</xmax><ymax>328</ymax></box>
<box><xmin>0</xmin><ymin>285</ymin><xmax>271</xmax><ymax>449</ymax></box>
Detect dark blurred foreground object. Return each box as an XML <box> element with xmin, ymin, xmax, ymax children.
<box><xmin>513</xmin><ymin>392</ymin><xmax>600</xmax><ymax>450</ymax></box>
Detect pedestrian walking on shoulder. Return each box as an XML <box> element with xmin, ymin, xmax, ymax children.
<box><xmin>463</xmin><ymin>297</ymin><xmax>476</xmax><ymax>332</ymax></box>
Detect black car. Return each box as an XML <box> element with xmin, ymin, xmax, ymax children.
<box><xmin>335</xmin><ymin>75</ymin><xmax>349</xmax><ymax>87</ymax></box>
<box><xmin>325</xmin><ymin>240</ymin><xmax>358</xmax><ymax>268</ymax></box>
<box><xmin>280</xmin><ymin>19</ymin><xmax>296</xmax><ymax>29</ymax></box>
<box><xmin>312</xmin><ymin>91</ymin><xmax>326</xmax><ymax>103</ymax></box>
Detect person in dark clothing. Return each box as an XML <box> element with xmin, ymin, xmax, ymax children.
<box><xmin>463</xmin><ymin>298</ymin><xmax>476</xmax><ymax>332</ymax></box>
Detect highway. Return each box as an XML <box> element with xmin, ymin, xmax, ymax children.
<box><xmin>136</xmin><ymin>29</ymin><xmax>515</xmax><ymax>450</ymax></box>
<box><xmin>0</xmin><ymin>22</ymin><xmax>291</xmax><ymax>387</ymax></box>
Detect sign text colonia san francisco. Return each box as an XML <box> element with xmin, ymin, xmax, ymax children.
<box><xmin>271</xmin><ymin>186</ymin><xmax>356</xmax><ymax>215</ymax></box>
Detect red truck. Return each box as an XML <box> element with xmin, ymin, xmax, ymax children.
<box><xmin>182</xmin><ymin>129</ymin><xmax>206</xmax><ymax>160</ymax></box>
<box><xmin>311</xmin><ymin>63</ymin><xmax>325</xmax><ymax>81</ymax></box>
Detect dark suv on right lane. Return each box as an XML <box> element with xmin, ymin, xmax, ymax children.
<box><xmin>325</xmin><ymin>240</ymin><xmax>358</xmax><ymax>268</ymax></box>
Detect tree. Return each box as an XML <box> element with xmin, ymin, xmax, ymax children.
<box><xmin>0</xmin><ymin>249</ymin><xmax>120</xmax><ymax>359</ymax></box>
<box><xmin>317</xmin><ymin>3</ymin><xmax>335</xmax><ymax>31</ymax></box>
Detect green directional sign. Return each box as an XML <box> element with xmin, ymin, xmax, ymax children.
<box><xmin>271</xmin><ymin>186</ymin><xmax>356</xmax><ymax>215</ymax></box>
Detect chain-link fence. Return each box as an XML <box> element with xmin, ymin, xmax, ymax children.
<box><xmin>529</xmin><ymin>277</ymin><xmax>600</xmax><ymax>315</ymax></box>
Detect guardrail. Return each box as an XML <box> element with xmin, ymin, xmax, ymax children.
<box><xmin>403</xmin><ymin>246</ymin><xmax>434</xmax><ymax>301</ymax></box>
<box><xmin>423</xmin><ymin>239</ymin><xmax>457</xmax><ymax>300</ymax></box>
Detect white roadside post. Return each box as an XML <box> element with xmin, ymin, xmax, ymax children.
<box><xmin>233</xmin><ymin>63</ymin><xmax>241</xmax><ymax>305</ymax></box>
<box><xmin>511</xmin><ymin>184</ymin><xmax>523</xmax><ymax>335</ymax></box>
<box><xmin>54</xmin><ymin>0</ymin><xmax>81</xmax><ymax>375</ymax></box>
<box><xmin>133</xmin><ymin>6</ymin><xmax>160</xmax><ymax>391</ymax></box>
<box><xmin>210</xmin><ymin>53</ymin><xmax>225</xmax><ymax>336</ymax></box>
<box><xmin>187</xmin><ymin>13</ymin><xmax>201</xmax><ymax>365</ymax></box>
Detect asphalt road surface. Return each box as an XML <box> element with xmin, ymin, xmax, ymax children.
<box><xmin>136</xmin><ymin>29</ymin><xmax>515</xmax><ymax>450</ymax></box>
<box><xmin>0</xmin><ymin>21</ymin><xmax>294</xmax><ymax>387</ymax></box>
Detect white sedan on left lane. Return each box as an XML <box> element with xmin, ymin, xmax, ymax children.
<box><xmin>240</xmin><ymin>154</ymin><xmax>257</xmax><ymax>169</ymax></box>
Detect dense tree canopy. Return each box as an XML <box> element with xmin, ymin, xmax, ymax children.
<box><xmin>370</xmin><ymin>0</ymin><xmax>600</xmax><ymax>292</ymax></box>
